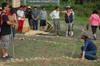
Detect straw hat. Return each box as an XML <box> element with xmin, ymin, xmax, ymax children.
<box><xmin>80</xmin><ymin>32</ymin><xmax>89</xmax><ymax>39</ymax></box>
<box><xmin>66</xmin><ymin>5</ymin><xmax>71</xmax><ymax>8</ymax></box>
<box><xmin>28</xmin><ymin>6</ymin><xmax>31</xmax><ymax>8</ymax></box>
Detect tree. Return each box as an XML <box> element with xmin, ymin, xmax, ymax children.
<box><xmin>62</xmin><ymin>0</ymin><xmax>68</xmax><ymax>2</ymax></box>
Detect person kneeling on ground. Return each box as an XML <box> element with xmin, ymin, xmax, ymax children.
<box><xmin>80</xmin><ymin>34</ymin><xmax>97</xmax><ymax>60</ymax></box>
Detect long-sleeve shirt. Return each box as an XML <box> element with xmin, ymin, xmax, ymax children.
<box><xmin>50</xmin><ymin>10</ymin><xmax>60</xmax><ymax>19</ymax></box>
<box><xmin>83</xmin><ymin>39</ymin><xmax>97</xmax><ymax>51</ymax></box>
<box><xmin>89</xmin><ymin>14</ymin><xmax>100</xmax><ymax>26</ymax></box>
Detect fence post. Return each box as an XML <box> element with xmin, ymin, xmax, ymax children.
<box><xmin>24</xmin><ymin>0</ymin><xmax>27</xmax><ymax>5</ymax></box>
<box><xmin>58</xmin><ymin>0</ymin><xmax>60</xmax><ymax>6</ymax></box>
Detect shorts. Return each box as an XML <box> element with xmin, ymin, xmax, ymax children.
<box><xmin>0</xmin><ymin>35</ymin><xmax>11</xmax><ymax>49</ymax></box>
<box><xmin>91</xmin><ymin>26</ymin><xmax>97</xmax><ymax>34</ymax></box>
<box><xmin>40</xmin><ymin>20</ymin><xmax>46</xmax><ymax>26</ymax></box>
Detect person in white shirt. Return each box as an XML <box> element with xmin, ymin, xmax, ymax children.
<box><xmin>17</xmin><ymin>6</ymin><xmax>25</xmax><ymax>33</ymax></box>
<box><xmin>50</xmin><ymin>6</ymin><xmax>60</xmax><ymax>35</ymax></box>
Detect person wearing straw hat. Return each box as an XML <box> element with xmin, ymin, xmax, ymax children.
<box><xmin>80</xmin><ymin>33</ymin><xmax>97</xmax><ymax>60</ymax></box>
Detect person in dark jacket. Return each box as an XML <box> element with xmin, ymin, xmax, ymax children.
<box><xmin>64</xmin><ymin>6</ymin><xmax>74</xmax><ymax>37</ymax></box>
<box><xmin>80</xmin><ymin>34</ymin><xmax>97</xmax><ymax>60</ymax></box>
<box><xmin>31</xmin><ymin>7</ymin><xmax>39</xmax><ymax>30</ymax></box>
<box><xmin>26</xmin><ymin>6</ymin><xmax>32</xmax><ymax>29</ymax></box>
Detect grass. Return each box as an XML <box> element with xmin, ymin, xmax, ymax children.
<box><xmin>3</xmin><ymin>34</ymin><xmax>100</xmax><ymax>66</ymax></box>
<box><xmin>9</xmin><ymin>36</ymin><xmax>80</xmax><ymax>58</ymax></box>
<box><xmin>1</xmin><ymin>16</ymin><xmax>100</xmax><ymax>66</ymax></box>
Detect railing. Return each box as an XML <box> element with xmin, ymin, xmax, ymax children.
<box><xmin>22</xmin><ymin>0</ymin><xmax>60</xmax><ymax>5</ymax></box>
<box><xmin>28</xmin><ymin>0</ymin><xmax>58</xmax><ymax>3</ymax></box>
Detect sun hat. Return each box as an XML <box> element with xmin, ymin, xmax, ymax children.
<box><xmin>80</xmin><ymin>32</ymin><xmax>89</xmax><ymax>39</ymax></box>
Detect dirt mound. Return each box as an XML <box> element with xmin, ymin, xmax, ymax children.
<box><xmin>24</xmin><ymin>30</ymin><xmax>49</xmax><ymax>36</ymax></box>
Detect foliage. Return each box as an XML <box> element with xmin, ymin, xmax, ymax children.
<box><xmin>3</xmin><ymin>33</ymin><xmax>100</xmax><ymax>66</ymax></box>
<box><xmin>61</xmin><ymin>0</ymin><xmax>100</xmax><ymax>17</ymax></box>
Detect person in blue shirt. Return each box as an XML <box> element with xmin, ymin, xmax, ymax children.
<box><xmin>80</xmin><ymin>34</ymin><xmax>97</xmax><ymax>60</ymax></box>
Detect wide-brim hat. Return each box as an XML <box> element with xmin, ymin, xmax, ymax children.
<box><xmin>80</xmin><ymin>32</ymin><xmax>89</xmax><ymax>39</ymax></box>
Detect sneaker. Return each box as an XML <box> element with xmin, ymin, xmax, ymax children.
<box><xmin>93</xmin><ymin>36</ymin><xmax>96</xmax><ymax>40</ymax></box>
<box><xmin>66</xmin><ymin>31</ymin><xmax>68</xmax><ymax>37</ymax></box>
<box><xmin>2</xmin><ymin>55</ymin><xmax>13</xmax><ymax>60</ymax></box>
<box><xmin>70</xmin><ymin>31</ymin><xmax>74</xmax><ymax>37</ymax></box>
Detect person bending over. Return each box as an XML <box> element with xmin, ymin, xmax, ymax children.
<box><xmin>80</xmin><ymin>34</ymin><xmax>97</xmax><ymax>60</ymax></box>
